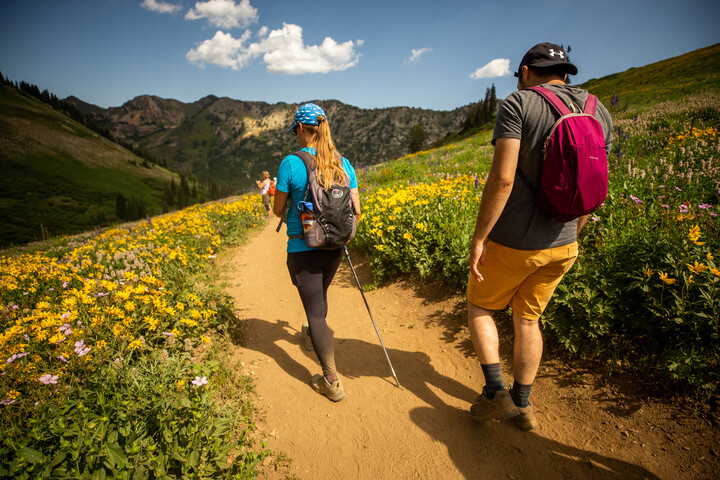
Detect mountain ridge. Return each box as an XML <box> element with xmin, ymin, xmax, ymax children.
<box><xmin>77</xmin><ymin>95</ymin><xmax>467</xmax><ymax>189</ymax></box>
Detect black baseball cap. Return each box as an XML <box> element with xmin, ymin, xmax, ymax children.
<box><xmin>514</xmin><ymin>42</ymin><xmax>578</xmax><ymax>77</ymax></box>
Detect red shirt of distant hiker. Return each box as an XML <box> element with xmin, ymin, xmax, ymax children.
<box><xmin>466</xmin><ymin>43</ymin><xmax>613</xmax><ymax>431</ymax></box>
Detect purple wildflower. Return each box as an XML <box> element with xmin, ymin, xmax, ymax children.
<box><xmin>699</xmin><ymin>203</ymin><xmax>713</xmax><ymax>209</ymax></box>
<box><xmin>661</xmin><ymin>205</ymin><xmax>670</xmax><ymax>209</ymax></box>
<box><xmin>6</xmin><ymin>352</ymin><xmax>29</xmax><ymax>364</ymax></box>
<box><xmin>192</xmin><ymin>376</ymin><xmax>208</xmax><ymax>387</ymax></box>
<box><xmin>39</xmin><ymin>374</ymin><xmax>59</xmax><ymax>385</ymax></box>
<box><xmin>74</xmin><ymin>340</ymin><xmax>91</xmax><ymax>357</ymax></box>
<box><xmin>0</xmin><ymin>398</ymin><xmax>15</xmax><ymax>406</ymax></box>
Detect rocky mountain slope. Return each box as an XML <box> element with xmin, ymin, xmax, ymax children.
<box><xmin>81</xmin><ymin>96</ymin><xmax>467</xmax><ymax>189</ymax></box>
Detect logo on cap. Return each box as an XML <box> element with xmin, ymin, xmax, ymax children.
<box><xmin>549</xmin><ymin>49</ymin><xmax>564</xmax><ymax>58</ymax></box>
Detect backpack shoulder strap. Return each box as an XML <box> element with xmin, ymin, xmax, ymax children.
<box><xmin>583</xmin><ymin>94</ymin><xmax>598</xmax><ymax>115</ymax></box>
<box><xmin>525</xmin><ymin>86</ymin><xmax>571</xmax><ymax>116</ymax></box>
<box><xmin>293</xmin><ymin>150</ymin><xmax>316</xmax><ymax>172</ymax></box>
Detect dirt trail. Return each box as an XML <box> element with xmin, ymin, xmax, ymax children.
<box><xmin>221</xmin><ymin>222</ymin><xmax>719</xmax><ymax>479</ymax></box>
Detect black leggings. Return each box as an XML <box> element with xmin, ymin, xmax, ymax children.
<box><xmin>286</xmin><ymin>249</ymin><xmax>343</xmax><ymax>376</ymax></box>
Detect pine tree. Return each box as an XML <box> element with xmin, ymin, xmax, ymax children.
<box><xmin>115</xmin><ymin>193</ymin><xmax>127</xmax><ymax>220</ymax></box>
<box><xmin>180</xmin><ymin>176</ymin><xmax>190</xmax><ymax>199</ymax></box>
<box><xmin>177</xmin><ymin>186</ymin><xmax>188</xmax><ymax>209</ymax></box>
<box><xmin>163</xmin><ymin>183</ymin><xmax>174</xmax><ymax>207</ymax></box>
<box><xmin>408</xmin><ymin>124</ymin><xmax>427</xmax><ymax>153</ymax></box>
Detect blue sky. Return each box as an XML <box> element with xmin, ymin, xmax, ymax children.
<box><xmin>1</xmin><ymin>0</ymin><xmax>718</xmax><ymax>111</ymax></box>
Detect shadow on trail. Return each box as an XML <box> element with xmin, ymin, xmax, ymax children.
<box><xmin>237</xmin><ymin>317</ymin><xmax>477</xmax><ymax>412</ymax></box>
<box><xmin>236</xmin><ymin>316</ymin><xmax>660</xmax><ymax>480</ymax></box>
<box><xmin>410</xmin><ymin>405</ymin><xmax>661</xmax><ymax>480</ymax></box>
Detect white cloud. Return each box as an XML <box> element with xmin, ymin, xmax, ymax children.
<box><xmin>470</xmin><ymin>58</ymin><xmax>511</xmax><ymax>79</ymax></box>
<box><xmin>186</xmin><ymin>30</ymin><xmax>254</xmax><ymax>69</ymax></box>
<box><xmin>405</xmin><ymin>48</ymin><xmax>432</xmax><ymax>65</ymax></box>
<box><xmin>186</xmin><ymin>23</ymin><xmax>362</xmax><ymax>74</ymax></box>
<box><xmin>140</xmin><ymin>0</ymin><xmax>182</xmax><ymax>14</ymax></box>
<box><xmin>259</xmin><ymin>24</ymin><xmax>361</xmax><ymax>74</ymax></box>
<box><xmin>185</xmin><ymin>0</ymin><xmax>258</xmax><ymax>29</ymax></box>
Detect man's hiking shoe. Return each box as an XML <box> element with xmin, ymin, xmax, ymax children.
<box><xmin>470</xmin><ymin>388</ymin><xmax>519</xmax><ymax>422</ymax></box>
<box><xmin>311</xmin><ymin>374</ymin><xmax>346</xmax><ymax>402</ymax></box>
<box><xmin>514</xmin><ymin>404</ymin><xmax>539</xmax><ymax>431</ymax></box>
<box><xmin>301</xmin><ymin>323</ymin><xmax>313</xmax><ymax>351</ymax></box>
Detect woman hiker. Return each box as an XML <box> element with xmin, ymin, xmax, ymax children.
<box><xmin>255</xmin><ymin>171</ymin><xmax>273</xmax><ymax>218</ymax></box>
<box><xmin>272</xmin><ymin>103</ymin><xmax>361</xmax><ymax>402</ymax></box>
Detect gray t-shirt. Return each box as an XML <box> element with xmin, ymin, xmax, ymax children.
<box><xmin>489</xmin><ymin>84</ymin><xmax>614</xmax><ymax>250</ymax></box>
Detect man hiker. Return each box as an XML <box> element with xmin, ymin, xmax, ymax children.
<box><xmin>466</xmin><ymin>42</ymin><xmax>614</xmax><ymax>430</ymax></box>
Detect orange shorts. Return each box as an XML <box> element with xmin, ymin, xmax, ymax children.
<box><xmin>467</xmin><ymin>240</ymin><xmax>578</xmax><ymax>321</ymax></box>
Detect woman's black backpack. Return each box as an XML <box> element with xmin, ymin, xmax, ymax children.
<box><xmin>288</xmin><ymin>150</ymin><xmax>357</xmax><ymax>249</ymax></box>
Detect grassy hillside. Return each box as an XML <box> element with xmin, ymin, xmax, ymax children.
<box><xmin>0</xmin><ymin>87</ymin><xmax>182</xmax><ymax>247</ymax></box>
<box><xmin>353</xmin><ymin>44</ymin><xmax>720</xmax><ymax>401</ymax></box>
<box><xmin>581</xmin><ymin>43</ymin><xmax>720</xmax><ymax>108</ymax></box>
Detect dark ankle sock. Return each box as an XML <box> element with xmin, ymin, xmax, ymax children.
<box><xmin>324</xmin><ymin>372</ymin><xmax>339</xmax><ymax>384</ymax></box>
<box><xmin>480</xmin><ymin>363</ymin><xmax>504</xmax><ymax>398</ymax></box>
<box><xmin>510</xmin><ymin>380</ymin><xmax>532</xmax><ymax>407</ymax></box>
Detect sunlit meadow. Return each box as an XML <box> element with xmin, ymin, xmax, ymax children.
<box><xmin>1</xmin><ymin>196</ymin><xmax>267</xmax><ymax>478</ymax></box>
<box><xmin>355</xmin><ymin>91</ymin><xmax>720</xmax><ymax>399</ymax></box>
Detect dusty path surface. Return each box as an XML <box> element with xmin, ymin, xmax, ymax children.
<box><xmin>221</xmin><ymin>222</ymin><xmax>719</xmax><ymax>479</ymax></box>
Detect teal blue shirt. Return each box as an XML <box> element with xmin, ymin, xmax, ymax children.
<box><xmin>276</xmin><ymin>147</ymin><xmax>358</xmax><ymax>253</ymax></box>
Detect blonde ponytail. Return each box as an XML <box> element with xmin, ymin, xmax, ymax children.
<box><xmin>308</xmin><ymin>116</ymin><xmax>349</xmax><ymax>190</ymax></box>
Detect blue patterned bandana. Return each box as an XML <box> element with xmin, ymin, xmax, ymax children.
<box><xmin>288</xmin><ymin>103</ymin><xmax>326</xmax><ymax>132</ymax></box>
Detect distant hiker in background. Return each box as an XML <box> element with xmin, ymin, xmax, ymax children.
<box><xmin>256</xmin><ymin>171</ymin><xmax>273</xmax><ymax>218</ymax></box>
<box><xmin>272</xmin><ymin>103</ymin><xmax>361</xmax><ymax>402</ymax></box>
<box><xmin>466</xmin><ymin>43</ymin><xmax>613</xmax><ymax>430</ymax></box>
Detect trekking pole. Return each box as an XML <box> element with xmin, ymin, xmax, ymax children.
<box><xmin>343</xmin><ymin>246</ymin><xmax>401</xmax><ymax>388</ymax></box>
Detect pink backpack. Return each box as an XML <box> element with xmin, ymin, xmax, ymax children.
<box><xmin>520</xmin><ymin>86</ymin><xmax>608</xmax><ymax>222</ymax></box>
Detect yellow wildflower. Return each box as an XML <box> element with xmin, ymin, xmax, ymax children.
<box><xmin>643</xmin><ymin>268</ymin><xmax>653</xmax><ymax>277</ymax></box>
<box><xmin>707</xmin><ymin>252</ymin><xmax>714</xmax><ymax>261</ymax></box>
<box><xmin>687</xmin><ymin>225</ymin><xmax>705</xmax><ymax>245</ymax></box>
<box><xmin>710</xmin><ymin>267</ymin><xmax>720</xmax><ymax>279</ymax></box>
<box><xmin>686</xmin><ymin>261</ymin><xmax>708</xmax><ymax>274</ymax></box>
<box><xmin>658</xmin><ymin>271</ymin><xmax>677</xmax><ymax>284</ymax></box>
<box><xmin>403</xmin><ymin>232</ymin><xmax>414</xmax><ymax>241</ymax></box>
<box><xmin>416</xmin><ymin>223</ymin><xmax>427</xmax><ymax>232</ymax></box>
<box><xmin>112</xmin><ymin>324</ymin><xmax>125</xmax><ymax>337</ymax></box>
<box><xmin>688</xmin><ymin>275</ymin><xmax>694</xmax><ymax>284</ymax></box>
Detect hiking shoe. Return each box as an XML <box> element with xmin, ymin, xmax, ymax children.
<box><xmin>514</xmin><ymin>404</ymin><xmax>539</xmax><ymax>431</ymax></box>
<box><xmin>311</xmin><ymin>374</ymin><xmax>346</xmax><ymax>402</ymax></box>
<box><xmin>301</xmin><ymin>323</ymin><xmax>313</xmax><ymax>351</ymax></box>
<box><xmin>470</xmin><ymin>388</ymin><xmax>519</xmax><ymax>422</ymax></box>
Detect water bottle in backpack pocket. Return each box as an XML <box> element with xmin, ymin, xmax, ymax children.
<box><xmin>291</xmin><ymin>150</ymin><xmax>357</xmax><ymax>249</ymax></box>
